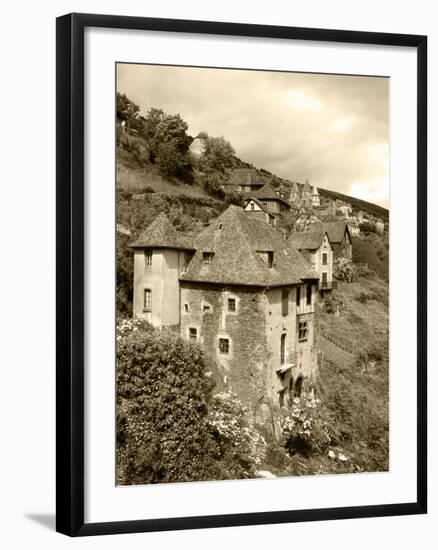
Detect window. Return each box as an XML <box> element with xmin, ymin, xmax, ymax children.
<box><xmin>295</xmin><ymin>376</ymin><xmax>303</xmax><ymax>397</ymax></box>
<box><xmin>219</xmin><ymin>338</ymin><xmax>229</xmax><ymax>354</ymax></box>
<box><xmin>228</xmin><ymin>298</ymin><xmax>236</xmax><ymax>312</ymax></box>
<box><xmin>144</xmin><ymin>249</ymin><xmax>152</xmax><ymax>268</ymax></box>
<box><xmin>143</xmin><ymin>289</ymin><xmax>152</xmax><ymax>311</ymax></box>
<box><xmin>306</xmin><ymin>283</ymin><xmax>312</xmax><ymax>305</ymax></box>
<box><xmin>296</xmin><ymin>286</ymin><xmax>301</xmax><ymax>306</ymax></box>
<box><xmin>289</xmin><ymin>377</ymin><xmax>294</xmax><ymax>399</ymax></box>
<box><xmin>278</xmin><ymin>388</ymin><xmax>286</xmax><ymax>408</ymax></box>
<box><xmin>250</xmin><ymin>202</ymin><xmax>255</xmax><ymax>211</ymax></box>
<box><xmin>267</xmin><ymin>251</ymin><xmax>273</xmax><ymax>268</ymax></box>
<box><xmin>298</xmin><ymin>321</ymin><xmax>308</xmax><ymax>342</ymax></box>
<box><xmin>282</xmin><ymin>289</ymin><xmax>289</xmax><ymax>316</ymax></box>
<box><xmin>257</xmin><ymin>251</ymin><xmax>273</xmax><ymax>268</ymax></box>
<box><xmin>184</xmin><ymin>303</ymin><xmax>189</xmax><ymax>313</ymax></box>
<box><xmin>203</xmin><ymin>304</ymin><xmax>211</xmax><ymax>313</ymax></box>
<box><xmin>189</xmin><ymin>328</ymin><xmax>197</xmax><ymax>342</ymax></box>
<box><xmin>203</xmin><ymin>252</ymin><xmax>214</xmax><ymax>266</ymax></box>
<box><xmin>280</xmin><ymin>333</ymin><xmax>286</xmax><ymax>365</ymax></box>
<box><xmin>322</xmin><ymin>252</ymin><xmax>328</xmax><ymax>265</ymax></box>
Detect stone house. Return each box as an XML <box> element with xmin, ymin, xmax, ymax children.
<box><xmin>244</xmin><ymin>182</ymin><xmax>291</xmax><ymax>214</ymax></box>
<box><xmin>131</xmin><ymin>206</ymin><xmax>320</xmax><ymax>413</ymax></box>
<box><xmin>287</xmin><ymin>228</ymin><xmax>334</xmax><ymax>292</ymax></box>
<box><xmin>305</xmin><ymin>221</ymin><xmax>353</xmax><ymax>261</ymax></box>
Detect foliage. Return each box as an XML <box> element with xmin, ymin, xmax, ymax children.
<box><xmin>333</xmin><ymin>257</ymin><xmax>356</xmax><ymax>282</ymax></box>
<box><xmin>281</xmin><ymin>393</ymin><xmax>333</xmax><ymax>457</ymax></box>
<box><xmin>317</xmin><ymin>359</ymin><xmax>389</xmax><ymax>471</ymax></box>
<box><xmin>116</xmin><ymin>317</ymin><xmax>154</xmax><ymax>339</ymax></box>
<box><xmin>197</xmin><ymin>134</ymin><xmax>235</xmax><ymax>174</ymax></box>
<box><xmin>117</xmin><ymin>328</ymin><xmax>225</xmax><ymax>484</ymax></box>
<box><xmin>116</xmin><ymin>233</ymin><xmax>134</xmax><ymax>317</ymax></box>
<box><xmin>117</xmin><ymin>93</ymin><xmax>139</xmax><ymax>124</ymax></box>
<box><xmin>207</xmin><ymin>392</ymin><xmax>265</xmax><ymax>479</ymax></box>
<box><xmin>146</xmin><ymin>110</ymin><xmax>194</xmax><ymax>181</ymax></box>
<box><xmin>352</xmin><ymin>235</ymin><xmax>389</xmax><ymax>281</ymax></box>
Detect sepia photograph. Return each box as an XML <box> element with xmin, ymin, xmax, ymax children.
<box><xmin>115</xmin><ymin>63</ymin><xmax>389</xmax><ymax>486</ymax></box>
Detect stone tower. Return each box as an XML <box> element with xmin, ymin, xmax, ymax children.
<box><xmin>130</xmin><ymin>214</ymin><xmax>195</xmax><ymax>327</ymax></box>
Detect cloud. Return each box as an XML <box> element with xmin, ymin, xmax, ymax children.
<box><xmin>117</xmin><ymin>64</ymin><xmax>389</xmax><ymax>208</ymax></box>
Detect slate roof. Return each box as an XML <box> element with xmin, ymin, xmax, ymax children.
<box><xmin>180</xmin><ymin>206</ymin><xmax>318</xmax><ymax>286</ymax></box>
<box><xmin>287</xmin><ymin>227</ymin><xmax>329</xmax><ymax>251</ymax></box>
<box><xmin>130</xmin><ymin>213</ymin><xmax>196</xmax><ymax>250</ymax></box>
<box><xmin>244</xmin><ymin>183</ymin><xmax>290</xmax><ymax>206</ymax></box>
<box><xmin>230</xmin><ymin>168</ymin><xmax>258</xmax><ymax>186</ymax></box>
<box><xmin>305</xmin><ymin>221</ymin><xmax>351</xmax><ymax>244</ymax></box>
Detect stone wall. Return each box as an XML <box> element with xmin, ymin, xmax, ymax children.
<box><xmin>180</xmin><ymin>282</ymin><xmax>269</xmax><ymax>411</ymax></box>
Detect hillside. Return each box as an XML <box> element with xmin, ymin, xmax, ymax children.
<box><xmin>262</xmin><ymin>271</ymin><xmax>389</xmax><ymax>476</ymax></box>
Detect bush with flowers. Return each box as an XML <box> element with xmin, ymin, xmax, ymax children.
<box><xmin>281</xmin><ymin>392</ymin><xmax>333</xmax><ymax>457</ymax></box>
<box><xmin>333</xmin><ymin>257</ymin><xmax>356</xmax><ymax>282</ymax></box>
<box><xmin>207</xmin><ymin>392</ymin><xmax>266</xmax><ymax>479</ymax></box>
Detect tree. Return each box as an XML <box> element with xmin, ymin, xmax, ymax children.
<box><xmin>117</xmin><ymin>92</ymin><xmax>139</xmax><ymax>123</ymax></box>
<box><xmin>144</xmin><ymin>110</ymin><xmax>193</xmax><ymax>180</ymax></box>
<box><xmin>198</xmin><ymin>134</ymin><xmax>235</xmax><ymax>175</ymax></box>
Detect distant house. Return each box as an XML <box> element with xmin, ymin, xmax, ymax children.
<box><xmin>289</xmin><ymin>181</ymin><xmax>300</xmax><ymax>204</ymax></box>
<box><xmin>287</xmin><ymin>228</ymin><xmax>334</xmax><ymax>292</ymax></box>
<box><xmin>243</xmin><ymin>197</ymin><xmax>277</xmax><ymax>226</ymax></box>
<box><xmin>347</xmin><ymin>220</ymin><xmax>360</xmax><ymax>237</ymax></box>
<box><xmin>311</xmin><ymin>184</ymin><xmax>320</xmax><ymax>207</ymax></box>
<box><xmin>226</xmin><ymin>168</ymin><xmax>265</xmax><ymax>193</ymax></box>
<box><xmin>336</xmin><ymin>202</ymin><xmax>353</xmax><ymax>218</ymax></box>
<box><xmin>295</xmin><ymin>213</ymin><xmax>322</xmax><ymax>232</ymax></box>
<box><xmin>305</xmin><ymin>221</ymin><xmax>353</xmax><ymax>261</ymax></box>
<box><xmin>301</xmin><ymin>180</ymin><xmax>312</xmax><ymax>206</ymax></box>
<box><xmin>244</xmin><ymin>183</ymin><xmax>291</xmax><ymax>214</ymax></box>
<box><xmin>189</xmin><ymin>134</ymin><xmax>207</xmax><ymax>158</ymax></box>
<box><xmin>375</xmin><ymin>219</ymin><xmax>385</xmax><ymax>235</ymax></box>
<box><xmin>131</xmin><ymin>206</ymin><xmax>320</xmax><ymax>412</ymax></box>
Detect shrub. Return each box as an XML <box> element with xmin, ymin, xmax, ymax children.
<box><xmin>117</xmin><ymin>329</ymin><xmax>223</xmax><ymax>484</ymax></box>
<box><xmin>281</xmin><ymin>393</ymin><xmax>333</xmax><ymax>457</ymax></box>
<box><xmin>333</xmin><ymin>257</ymin><xmax>356</xmax><ymax>282</ymax></box>
<box><xmin>207</xmin><ymin>392</ymin><xmax>265</xmax><ymax>479</ymax></box>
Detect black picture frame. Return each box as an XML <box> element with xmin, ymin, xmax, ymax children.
<box><xmin>56</xmin><ymin>12</ymin><xmax>427</xmax><ymax>537</ymax></box>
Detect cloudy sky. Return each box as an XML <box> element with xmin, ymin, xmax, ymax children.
<box><xmin>117</xmin><ymin>64</ymin><xmax>389</xmax><ymax>208</ymax></box>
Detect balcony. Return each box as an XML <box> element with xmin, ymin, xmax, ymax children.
<box><xmin>319</xmin><ymin>281</ymin><xmax>337</xmax><ymax>291</ymax></box>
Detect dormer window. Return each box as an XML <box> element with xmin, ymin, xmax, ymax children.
<box><xmin>203</xmin><ymin>252</ymin><xmax>214</xmax><ymax>266</ymax></box>
<box><xmin>257</xmin><ymin>251</ymin><xmax>274</xmax><ymax>268</ymax></box>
